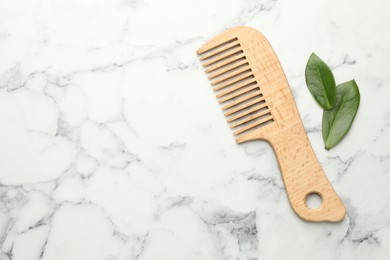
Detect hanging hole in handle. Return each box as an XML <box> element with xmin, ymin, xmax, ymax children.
<box><xmin>305</xmin><ymin>192</ymin><xmax>323</xmax><ymax>209</ymax></box>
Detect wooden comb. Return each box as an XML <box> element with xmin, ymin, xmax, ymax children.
<box><xmin>197</xmin><ymin>26</ymin><xmax>346</xmax><ymax>222</ymax></box>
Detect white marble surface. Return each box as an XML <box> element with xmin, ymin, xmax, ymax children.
<box><xmin>1</xmin><ymin>0</ymin><xmax>390</xmax><ymax>259</ymax></box>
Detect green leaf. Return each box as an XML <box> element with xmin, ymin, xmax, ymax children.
<box><xmin>322</xmin><ymin>80</ymin><xmax>360</xmax><ymax>150</ymax></box>
<box><xmin>305</xmin><ymin>53</ymin><xmax>337</xmax><ymax>110</ymax></box>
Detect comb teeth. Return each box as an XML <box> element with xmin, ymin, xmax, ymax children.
<box><xmin>198</xmin><ymin>37</ymin><xmax>274</xmax><ymax>137</ymax></box>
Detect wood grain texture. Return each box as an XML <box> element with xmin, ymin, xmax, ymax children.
<box><xmin>197</xmin><ymin>26</ymin><xmax>346</xmax><ymax>222</ymax></box>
